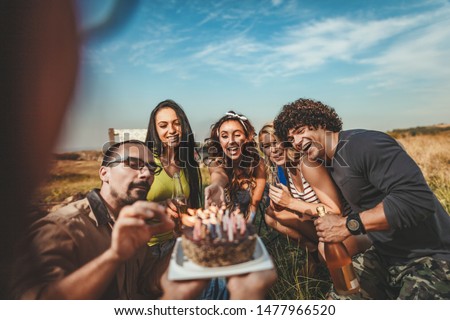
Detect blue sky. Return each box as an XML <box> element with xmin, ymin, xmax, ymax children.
<box><xmin>58</xmin><ymin>0</ymin><xmax>450</xmax><ymax>151</ymax></box>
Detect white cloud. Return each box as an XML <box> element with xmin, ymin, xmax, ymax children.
<box><xmin>337</xmin><ymin>8</ymin><xmax>450</xmax><ymax>89</ymax></box>
<box><xmin>267</xmin><ymin>15</ymin><xmax>424</xmax><ymax>74</ymax></box>
<box><xmin>128</xmin><ymin>36</ymin><xmax>191</xmax><ymax>67</ymax></box>
<box><xmin>82</xmin><ymin>42</ymin><xmax>125</xmax><ymax>74</ymax></box>
<box><xmin>187</xmin><ymin>2</ymin><xmax>450</xmax><ymax>87</ymax></box>
<box><xmin>193</xmin><ymin>35</ymin><xmax>267</xmax><ymax>59</ymax></box>
<box><xmin>115</xmin><ymin>0</ymin><xmax>450</xmax><ymax>89</ymax></box>
<box><xmin>198</xmin><ymin>12</ymin><xmax>219</xmax><ymax>26</ymax></box>
<box><xmin>272</xmin><ymin>0</ymin><xmax>283</xmax><ymax>6</ymax></box>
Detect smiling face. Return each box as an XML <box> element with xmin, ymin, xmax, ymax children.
<box><xmin>155</xmin><ymin>107</ymin><xmax>182</xmax><ymax>148</ymax></box>
<box><xmin>287</xmin><ymin>125</ymin><xmax>325</xmax><ymax>161</ymax></box>
<box><xmin>101</xmin><ymin>143</ymin><xmax>155</xmax><ymax>206</ymax></box>
<box><xmin>260</xmin><ymin>133</ymin><xmax>286</xmax><ymax>166</ymax></box>
<box><xmin>218</xmin><ymin>120</ymin><xmax>248</xmax><ymax>160</ymax></box>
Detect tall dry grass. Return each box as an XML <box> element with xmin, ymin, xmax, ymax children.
<box><xmin>397</xmin><ymin>132</ymin><xmax>450</xmax><ymax>213</ymax></box>
<box><xmin>33</xmin><ymin>159</ymin><xmax>101</xmax><ymax>210</ymax></box>
<box><xmin>256</xmin><ymin>222</ymin><xmax>331</xmax><ymax>299</ymax></box>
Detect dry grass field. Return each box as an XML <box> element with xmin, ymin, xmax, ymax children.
<box><xmin>33</xmin><ymin>127</ymin><xmax>450</xmax><ymax>299</ymax></box>
<box><xmin>396</xmin><ymin>131</ymin><xmax>450</xmax><ymax>213</ymax></box>
<box><xmin>33</xmin><ymin>159</ymin><xmax>101</xmax><ymax>211</ymax></box>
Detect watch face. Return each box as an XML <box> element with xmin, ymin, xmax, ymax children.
<box><xmin>347</xmin><ymin>219</ymin><xmax>360</xmax><ymax>231</ymax></box>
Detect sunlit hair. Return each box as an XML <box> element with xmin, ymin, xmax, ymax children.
<box><xmin>274</xmin><ymin>98</ymin><xmax>343</xmax><ymax>142</ymax></box>
<box><xmin>100</xmin><ymin>140</ymin><xmax>149</xmax><ymax>187</ymax></box>
<box><xmin>204</xmin><ymin>110</ymin><xmax>260</xmax><ymax>195</ymax></box>
<box><xmin>145</xmin><ymin>99</ymin><xmax>201</xmax><ymax>208</ymax></box>
<box><xmin>258</xmin><ymin>123</ymin><xmax>277</xmax><ymax>182</ymax></box>
<box><xmin>258</xmin><ymin>122</ymin><xmax>276</xmax><ymax>155</ymax></box>
<box><xmin>257</xmin><ymin>123</ymin><xmax>300</xmax><ymax>175</ymax></box>
<box><xmin>101</xmin><ymin>140</ymin><xmax>147</xmax><ymax>167</ymax></box>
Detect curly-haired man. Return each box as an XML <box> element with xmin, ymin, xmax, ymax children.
<box><xmin>274</xmin><ymin>98</ymin><xmax>450</xmax><ymax>299</ymax></box>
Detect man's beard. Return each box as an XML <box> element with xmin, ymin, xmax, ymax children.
<box><xmin>111</xmin><ymin>182</ymin><xmax>150</xmax><ymax>207</ymax></box>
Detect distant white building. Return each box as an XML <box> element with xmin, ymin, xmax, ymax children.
<box><xmin>108</xmin><ymin>128</ymin><xmax>147</xmax><ymax>143</ymax></box>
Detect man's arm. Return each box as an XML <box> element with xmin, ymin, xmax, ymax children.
<box><xmin>38</xmin><ymin>202</ymin><xmax>173</xmax><ymax>299</ymax></box>
<box><xmin>356</xmin><ymin>132</ymin><xmax>435</xmax><ymax>230</ymax></box>
<box><xmin>315</xmin><ymin>202</ymin><xmax>389</xmax><ymax>243</ymax></box>
<box><xmin>316</xmin><ymin>132</ymin><xmax>434</xmax><ymax>242</ymax></box>
<box><xmin>40</xmin><ymin>247</ymin><xmax>121</xmax><ymax>299</ymax></box>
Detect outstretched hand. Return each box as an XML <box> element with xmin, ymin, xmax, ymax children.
<box><xmin>160</xmin><ymin>269</ymin><xmax>210</xmax><ymax>300</ymax></box>
<box><xmin>160</xmin><ymin>267</ymin><xmax>277</xmax><ymax>300</ymax></box>
<box><xmin>111</xmin><ymin>201</ymin><xmax>174</xmax><ymax>262</ymax></box>
<box><xmin>227</xmin><ymin>268</ymin><xmax>277</xmax><ymax>300</ymax></box>
<box><xmin>204</xmin><ymin>183</ymin><xmax>225</xmax><ymax>208</ymax></box>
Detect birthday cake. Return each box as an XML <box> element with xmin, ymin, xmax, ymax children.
<box><xmin>181</xmin><ymin>206</ymin><xmax>257</xmax><ymax>267</ymax></box>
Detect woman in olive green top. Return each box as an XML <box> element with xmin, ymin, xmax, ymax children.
<box><xmin>145</xmin><ymin>100</ymin><xmax>202</xmax><ymax>247</ymax></box>
<box><xmin>145</xmin><ymin>100</ymin><xmax>230</xmax><ymax>300</ymax></box>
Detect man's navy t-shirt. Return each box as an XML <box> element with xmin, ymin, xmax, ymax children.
<box><xmin>329</xmin><ymin>129</ymin><xmax>450</xmax><ymax>264</ymax></box>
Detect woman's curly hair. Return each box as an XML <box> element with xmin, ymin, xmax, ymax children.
<box><xmin>273</xmin><ymin>98</ymin><xmax>342</xmax><ymax>142</ymax></box>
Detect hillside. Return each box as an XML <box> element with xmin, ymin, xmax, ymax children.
<box><xmin>387</xmin><ymin>123</ymin><xmax>450</xmax><ymax>139</ymax></box>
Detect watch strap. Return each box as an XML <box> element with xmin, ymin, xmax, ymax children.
<box><xmin>346</xmin><ymin>213</ymin><xmax>366</xmax><ymax>235</ymax></box>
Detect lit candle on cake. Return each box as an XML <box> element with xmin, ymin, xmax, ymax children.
<box><xmin>240</xmin><ymin>215</ymin><xmax>246</xmax><ymax>235</ymax></box>
<box><xmin>227</xmin><ymin>218</ymin><xmax>234</xmax><ymax>241</ymax></box>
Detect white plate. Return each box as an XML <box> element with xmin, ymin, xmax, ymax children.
<box><xmin>168</xmin><ymin>236</ymin><xmax>274</xmax><ymax>280</ymax></box>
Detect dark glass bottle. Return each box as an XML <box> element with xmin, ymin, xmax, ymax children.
<box><xmin>317</xmin><ymin>206</ymin><xmax>360</xmax><ymax>295</ymax></box>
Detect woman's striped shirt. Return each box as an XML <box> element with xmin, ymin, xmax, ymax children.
<box><xmin>287</xmin><ymin>169</ymin><xmax>319</xmax><ymax>203</ymax></box>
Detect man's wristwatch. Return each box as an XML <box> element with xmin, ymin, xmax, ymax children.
<box><xmin>346</xmin><ymin>213</ymin><xmax>366</xmax><ymax>235</ymax></box>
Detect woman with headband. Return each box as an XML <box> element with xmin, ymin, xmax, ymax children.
<box><xmin>204</xmin><ymin>111</ymin><xmax>266</xmax><ymax>220</ymax></box>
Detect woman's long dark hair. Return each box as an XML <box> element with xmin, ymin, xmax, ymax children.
<box><xmin>145</xmin><ymin>99</ymin><xmax>201</xmax><ymax>208</ymax></box>
<box><xmin>204</xmin><ymin>111</ymin><xmax>260</xmax><ymax>197</ymax></box>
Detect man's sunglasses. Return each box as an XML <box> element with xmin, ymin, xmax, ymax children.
<box><xmin>106</xmin><ymin>156</ymin><xmax>162</xmax><ymax>175</ymax></box>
